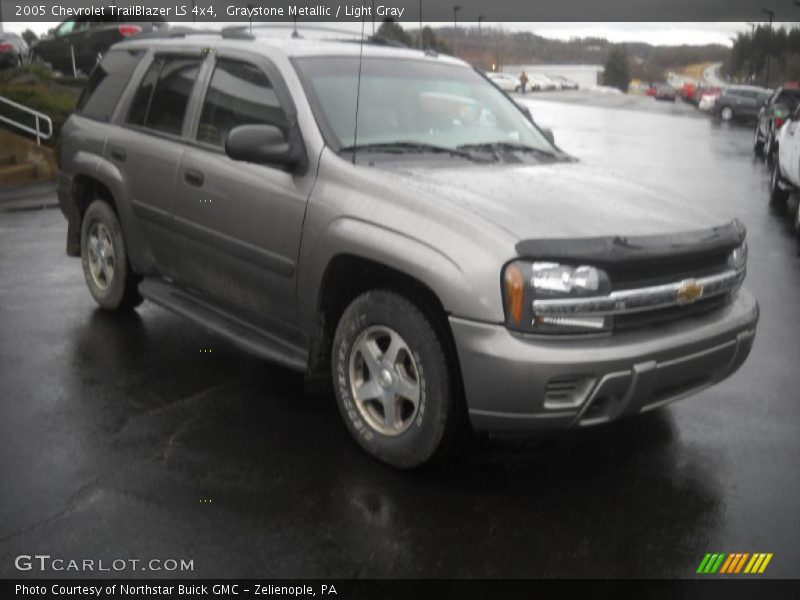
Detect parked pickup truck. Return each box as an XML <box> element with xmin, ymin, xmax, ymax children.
<box><xmin>57</xmin><ymin>29</ymin><xmax>759</xmax><ymax>468</ymax></box>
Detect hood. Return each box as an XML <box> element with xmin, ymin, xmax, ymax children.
<box><xmin>371</xmin><ymin>160</ymin><xmax>723</xmax><ymax>241</ymax></box>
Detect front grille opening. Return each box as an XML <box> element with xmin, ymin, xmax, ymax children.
<box><xmin>614</xmin><ymin>294</ymin><xmax>730</xmax><ymax>331</ymax></box>
<box><xmin>606</xmin><ymin>250</ymin><xmax>730</xmax><ymax>291</ymax></box>
<box><xmin>544</xmin><ymin>375</ymin><xmax>594</xmax><ymax>409</ymax></box>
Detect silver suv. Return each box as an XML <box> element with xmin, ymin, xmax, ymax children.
<box><xmin>58</xmin><ymin>30</ymin><xmax>759</xmax><ymax>468</ymax></box>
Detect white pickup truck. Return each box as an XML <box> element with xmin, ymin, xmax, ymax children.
<box><xmin>770</xmin><ymin>108</ymin><xmax>800</xmax><ymax>233</ymax></box>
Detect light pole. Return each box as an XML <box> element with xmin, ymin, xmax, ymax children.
<box><xmin>453</xmin><ymin>5</ymin><xmax>460</xmax><ymax>30</ymax></box>
<box><xmin>763</xmin><ymin>8</ymin><xmax>774</xmax><ymax>88</ymax></box>
<box><xmin>419</xmin><ymin>0</ymin><xmax>423</xmax><ymax>49</ymax></box>
<box><xmin>729</xmin><ymin>36</ymin><xmax>737</xmax><ymax>84</ymax></box>
<box><xmin>478</xmin><ymin>15</ymin><xmax>484</xmax><ymax>36</ymax></box>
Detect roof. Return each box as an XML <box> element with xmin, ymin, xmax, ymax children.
<box><xmin>120</xmin><ymin>26</ymin><xmax>467</xmax><ymax>66</ymax></box>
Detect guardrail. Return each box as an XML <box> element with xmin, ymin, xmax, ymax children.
<box><xmin>0</xmin><ymin>96</ymin><xmax>54</xmax><ymax>145</ymax></box>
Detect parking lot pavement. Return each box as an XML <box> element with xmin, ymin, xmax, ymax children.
<box><xmin>1</xmin><ymin>103</ymin><xmax>799</xmax><ymax>579</ymax></box>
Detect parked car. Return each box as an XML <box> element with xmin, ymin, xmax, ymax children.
<box><xmin>485</xmin><ymin>71</ymin><xmax>521</xmax><ymax>93</ymax></box>
<box><xmin>58</xmin><ymin>31</ymin><xmax>758</xmax><ymax>468</ymax></box>
<box><xmin>547</xmin><ymin>74</ymin><xmax>579</xmax><ymax>90</ymax></box>
<box><xmin>754</xmin><ymin>87</ymin><xmax>800</xmax><ymax>159</ymax></box>
<box><xmin>654</xmin><ymin>84</ymin><xmax>677</xmax><ymax>101</ymax></box>
<box><xmin>698</xmin><ymin>91</ymin><xmax>719</xmax><ymax>112</ymax></box>
<box><xmin>529</xmin><ymin>73</ymin><xmax>557</xmax><ymax>91</ymax></box>
<box><xmin>716</xmin><ymin>86</ymin><xmax>772</xmax><ymax>122</ymax></box>
<box><xmin>0</xmin><ymin>32</ymin><xmax>29</xmax><ymax>69</ymax></box>
<box><xmin>31</xmin><ymin>15</ymin><xmax>167</xmax><ymax>75</ymax></box>
<box><xmin>645</xmin><ymin>86</ymin><xmax>657</xmax><ymax>97</ymax></box>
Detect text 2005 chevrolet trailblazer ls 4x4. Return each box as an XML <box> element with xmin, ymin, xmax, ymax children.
<box><xmin>58</xmin><ymin>31</ymin><xmax>759</xmax><ymax>467</ymax></box>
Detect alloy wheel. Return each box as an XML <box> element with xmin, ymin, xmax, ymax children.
<box><xmin>348</xmin><ymin>325</ymin><xmax>421</xmax><ymax>436</ymax></box>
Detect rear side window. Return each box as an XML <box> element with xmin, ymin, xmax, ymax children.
<box><xmin>125</xmin><ymin>56</ymin><xmax>203</xmax><ymax>136</ymax></box>
<box><xmin>76</xmin><ymin>49</ymin><xmax>145</xmax><ymax>122</ymax></box>
<box><xmin>196</xmin><ymin>59</ymin><xmax>288</xmax><ymax>147</ymax></box>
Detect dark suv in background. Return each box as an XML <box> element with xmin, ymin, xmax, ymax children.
<box><xmin>716</xmin><ymin>86</ymin><xmax>771</xmax><ymax>122</ymax></box>
<box><xmin>754</xmin><ymin>86</ymin><xmax>800</xmax><ymax>159</ymax></box>
<box><xmin>31</xmin><ymin>15</ymin><xmax>167</xmax><ymax>75</ymax></box>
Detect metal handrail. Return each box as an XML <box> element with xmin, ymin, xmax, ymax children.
<box><xmin>0</xmin><ymin>95</ymin><xmax>54</xmax><ymax>145</ymax></box>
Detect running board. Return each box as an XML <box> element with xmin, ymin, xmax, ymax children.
<box><xmin>138</xmin><ymin>278</ymin><xmax>307</xmax><ymax>372</ymax></box>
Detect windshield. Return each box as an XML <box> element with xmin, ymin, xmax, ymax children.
<box><xmin>294</xmin><ymin>56</ymin><xmax>556</xmax><ymax>154</ymax></box>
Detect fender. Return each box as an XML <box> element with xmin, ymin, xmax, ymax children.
<box><xmin>296</xmin><ymin>215</ymin><xmax>501</xmax><ymax>330</ymax></box>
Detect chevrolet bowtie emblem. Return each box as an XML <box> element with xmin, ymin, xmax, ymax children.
<box><xmin>677</xmin><ymin>280</ymin><xmax>704</xmax><ymax>305</ymax></box>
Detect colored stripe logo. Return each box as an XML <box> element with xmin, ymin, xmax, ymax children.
<box><xmin>697</xmin><ymin>553</ymin><xmax>773</xmax><ymax>574</ymax></box>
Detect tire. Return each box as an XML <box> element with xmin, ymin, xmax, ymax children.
<box><xmin>769</xmin><ymin>159</ymin><xmax>790</xmax><ymax>208</ymax></box>
<box><xmin>332</xmin><ymin>290</ymin><xmax>466</xmax><ymax>468</ymax></box>
<box><xmin>720</xmin><ymin>105</ymin><xmax>734</xmax><ymax>122</ymax></box>
<box><xmin>754</xmin><ymin>125</ymin><xmax>765</xmax><ymax>157</ymax></box>
<box><xmin>80</xmin><ymin>200</ymin><xmax>143</xmax><ymax>310</ymax></box>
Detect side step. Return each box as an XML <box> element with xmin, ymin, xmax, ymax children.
<box><xmin>138</xmin><ymin>278</ymin><xmax>307</xmax><ymax>373</ymax></box>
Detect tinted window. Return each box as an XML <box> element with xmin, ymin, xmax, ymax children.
<box><xmin>76</xmin><ymin>49</ymin><xmax>145</xmax><ymax>122</ymax></box>
<box><xmin>739</xmin><ymin>90</ymin><xmax>759</xmax><ymax>100</ymax></box>
<box><xmin>125</xmin><ymin>56</ymin><xmax>202</xmax><ymax>136</ymax></box>
<box><xmin>196</xmin><ymin>59</ymin><xmax>287</xmax><ymax>146</ymax></box>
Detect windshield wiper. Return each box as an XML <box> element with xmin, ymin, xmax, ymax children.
<box><xmin>457</xmin><ymin>142</ymin><xmax>561</xmax><ymax>159</ymax></box>
<box><xmin>339</xmin><ymin>141</ymin><xmax>491</xmax><ymax>162</ymax></box>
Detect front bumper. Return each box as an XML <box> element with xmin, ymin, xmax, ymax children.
<box><xmin>451</xmin><ymin>289</ymin><xmax>759</xmax><ymax>433</ymax></box>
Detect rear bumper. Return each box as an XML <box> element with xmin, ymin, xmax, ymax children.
<box><xmin>450</xmin><ymin>289</ymin><xmax>759</xmax><ymax>433</ymax></box>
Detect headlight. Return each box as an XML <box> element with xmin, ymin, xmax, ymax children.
<box><xmin>502</xmin><ymin>260</ymin><xmax>612</xmax><ymax>334</ymax></box>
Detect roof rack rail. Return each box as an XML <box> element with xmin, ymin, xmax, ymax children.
<box><xmin>223</xmin><ymin>24</ymin><xmax>362</xmax><ymax>39</ymax></box>
<box><xmin>134</xmin><ymin>26</ymin><xmax>254</xmax><ymax>41</ymax></box>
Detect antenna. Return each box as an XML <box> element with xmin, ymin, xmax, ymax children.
<box><xmin>352</xmin><ymin>13</ymin><xmax>366</xmax><ymax>165</ymax></box>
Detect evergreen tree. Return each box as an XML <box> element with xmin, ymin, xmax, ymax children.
<box><xmin>603</xmin><ymin>45</ymin><xmax>631</xmax><ymax>92</ymax></box>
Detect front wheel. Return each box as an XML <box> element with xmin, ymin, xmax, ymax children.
<box><xmin>80</xmin><ymin>200</ymin><xmax>143</xmax><ymax>310</ymax></box>
<box><xmin>769</xmin><ymin>159</ymin><xmax>790</xmax><ymax>208</ymax></box>
<box><xmin>720</xmin><ymin>105</ymin><xmax>734</xmax><ymax>122</ymax></box>
<box><xmin>332</xmin><ymin>290</ymin><xmax>466</xmax><ymax>468</ymax></box>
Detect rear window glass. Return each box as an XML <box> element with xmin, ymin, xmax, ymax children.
<box><xmin>76</xmin><ymin>49</ymin><xmax>145</xmax><ymax>122</ymax></box>
<box><xmin>125</xmin><ymin>56</ymin><xmax>203</xmax><ymax>136</ymax></box>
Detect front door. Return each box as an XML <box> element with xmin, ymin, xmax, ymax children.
<box><xmin>171</xmin><ymin>54</ymin><xmax>313</xmax><ymax>330</ymax></box>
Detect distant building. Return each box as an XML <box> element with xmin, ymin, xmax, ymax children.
<box><xmin>503</xmin><ymin>64</ymin><xmax>604</xmax><ymax>88</ymax></box>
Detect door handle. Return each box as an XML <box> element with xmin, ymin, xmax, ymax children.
<box><xmin>109</xmin><ymin>147</ymin><xmax>126</xmax><ymax>161</ymax></box>
<box><xmin>184</xmin><ymin>169</ymin><xmax>204</xmax><ymax>187</ymax></box>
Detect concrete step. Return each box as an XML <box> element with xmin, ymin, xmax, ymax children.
<box><xmin>0</xmin><ymin>163</ymin><xmax>37</xmax><ymax>187</ymax></box>
<box><xmin>0</xmin><ymin>154</ymin><xmax>16</xmax><ymax>168</ymax></box>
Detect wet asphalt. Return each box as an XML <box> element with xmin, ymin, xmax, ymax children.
<box><xmin>1</xmin><ymin>93</ymin><xmax>799</xmax><ymax>579</ymax></box>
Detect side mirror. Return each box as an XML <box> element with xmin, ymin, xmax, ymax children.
<box><xmin>225</xmin><ymin>124</ymin><xmax>301</xmax><ymax>169</ymax></box>
<box><xmin>541</xmin><ymin>127</ymin><xmax>555</xmax><ymax>145</ymax></box>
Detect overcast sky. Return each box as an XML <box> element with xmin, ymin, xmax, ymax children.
<box><xmin>1</xmin><ymin>21</ymin><xmax>782</xmax><ymax>46</ymax></box>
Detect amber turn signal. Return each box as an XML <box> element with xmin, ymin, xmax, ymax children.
<box><xmin>504</xmin><ymin>263</ymin><xmax>525</xmax><ymax>325</ymax></box>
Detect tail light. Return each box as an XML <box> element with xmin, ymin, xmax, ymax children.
<box><xmin>0</xmin><ymin>43</ymin><xmax>13</xmax><ymax>51</ymax></box>
<box><xmin>118</xmin><ymin>25</ymin><xmax>143</xmax><ymax>37</ymax></box>
<box><xmin>776</xmin><ymin>117</ymin><xmax>785</xmax><ymax>128</ymax></box>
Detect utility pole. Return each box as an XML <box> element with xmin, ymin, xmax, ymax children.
<box><xmin>763</xmin><ymin>8</ymin><xmax>774</xmax><ymax>88</ymax></box>
<box><xmin>453</xmin><ymin>5</ymin><xmax>460</xmax><ymax>30</ymax></box>
<box><xmin>478</xmin><ymin>15</ymin><xmax>484</xmax><ymax>36</ymax></box>
<box><xmin>419</xmin><ymin>0</ymin><xmax>423</xmax><ymax>48</ymax></box>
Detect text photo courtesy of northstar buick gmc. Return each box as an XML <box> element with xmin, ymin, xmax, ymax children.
<box><xmin>57</xmin><ymin>29</ymin><xmax>759</xmax><ymax>468</ymax></box>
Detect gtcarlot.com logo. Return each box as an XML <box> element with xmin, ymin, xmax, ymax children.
<box><xmin>696</xmin><ymin>552</ymin><xmax>773</xmax><ymax>575</ymax></box>
<box><xmin>14</xmin><ymin>554</ymin><xmax>194</xmax><ymax>573</ymax></box>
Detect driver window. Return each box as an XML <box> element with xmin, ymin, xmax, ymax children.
<box><xmin>196</xmin><ymin>59</ymin><xmax>288</xmax><ymax>147</ymax></box>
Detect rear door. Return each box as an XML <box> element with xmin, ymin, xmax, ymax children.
<box><xmin>170</xmin><ymin>51</ymin><xmax>313</xmax><ymax>329</ymax></box>
<box><xmin>107</xmin><ymin>52</ymin><xmax>207</xmax><ymax>276</ymax></box>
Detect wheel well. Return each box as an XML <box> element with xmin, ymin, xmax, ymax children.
<box><xmin>66</xmin><ymin>175</ymin><xmax>116</xmax><ymax>256</ymax></box>
<box><xmin>307</xmin><ymin>255</ymin><xmax>463</xmax><ymax>396</ymax></box>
